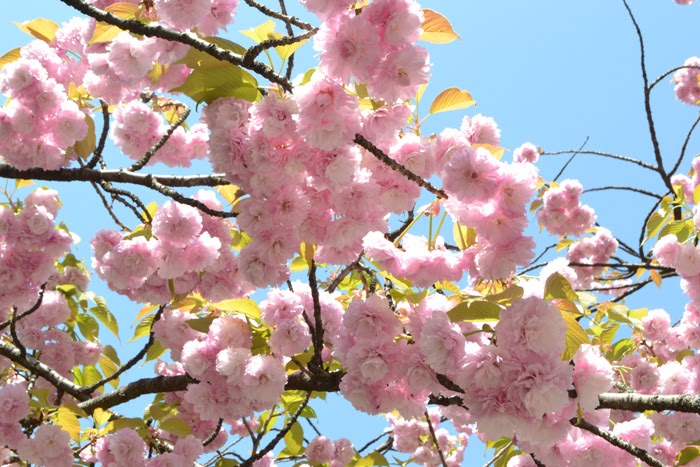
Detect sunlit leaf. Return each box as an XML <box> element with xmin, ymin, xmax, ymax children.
<box><xmin>213</xmin><ymin>298</ymin><xmax>261</xmax><ymax>321</ymax></box>
<box><xmin>650</xmin><ymin>269</ymin><xmax>662</xmax><ymax>287</ymax></box>
<box><xmin>53</xmin><ymin>406</ymin><xmax>81</xmax><ymax>442</ymax></box>
<box><xmin>429</xmin><ymin>87</ymin><xmax>475</xmax><ymax>115</ymax></box>
<box><xmin>14</xmin><ymin>18</ymin><xmax>59</xmax><ymax>43</ymax></box>
<box><xmin>283</xmin><ymin>421</ymin><xmax>304</xmax><ymax>456</ymax></box>
<box><xmin>643</xmin><ymin>211</ymin><xmax>666</xmax><ymax>243</ymax></box>
<box><xmin>14</xmin><ymin>179</ymin><xmax>34</xmax><ymax>190</ymax></box>
<box><xmin>415</xmin><ymin>83</ymin><xmax>427</xmax><ymax>104</ymax></box>
<box><xmin>0</xmin><ymin>48</ymin><xmax>22</xmax><ymax>70</ymax></box>
<box><xmin>677</xmin><ymin>446</ymin><xmax>700</xmax><ymax>466</ymax></box>
<box><xmin>448</xmin><ymin>300</ymin><xmax>501</xmax><ymax>323</ymax></box>
<box><xmin>90</xmin><ymin>295</ymin><xmax>119</xmax><ymax>339</ymax></box>
<box><xmin>354</xmin><ymin>452</ymin><xmax>390</xmax><ymax>467</ymax></box>
<box><xmin>103</xmin><ymin>417</ymin><xmax>145</xmax><ymax>435</ymax></box>
<box><xmin>105</xmin><ymin>2</ymin><xmax>140</xmax><ymax>18</ymax></box>
<box><xmin>544</xmin><ymin>272</ymin><xmax>579</xmax><ymax>302</ymax></box>
<box><xmin>561</xmin><ymin>311</ymin><xmax>590</xmax><ymax>361</ymax></box>
<box><xmin>130</xmin><ymin>313</ymin><xmax>155</xmax><ymax>342</ymax></box>
<box><xmin>419</xmin><ymin>9</ymin><xmax>461</xmax><ymax>44</ymax></box>
<box><xmin>186</xmin><ymin>316</ymin><xmax>215</xmax><ymax>334</ymax></box>
<box><xmin>89</xmin><ymin>23</ymin><xmax>124</xmax><ymax>45</ymax></box>
<box><xmin>99</xmin><ymin>354</ymin><xmax>119</xmax><ymax>389</ymax></box>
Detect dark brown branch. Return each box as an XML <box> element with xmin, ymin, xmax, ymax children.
<box><xmin>147</xmin><ymin>176</ymin><xmax>236</xmax><ymax>218</ymax></box>
<box><xmin>669</xmin><ymin>113</ymin><xmax>700</xmax><ymax>177</ymax></box>
<box><xmin>621</xmin><ymin>0</ymin><xmax>672</xmax><ymax>193</ymax></box>
<box><xmin>88</xmin><ymin>179</ymin><xmax>132</xmax><ymax>230</ymax></box>
<box><xmin>649</xmin><ymin>65</ymin><xmax>700</xmax><ymax>91</ymax></box>
<box><xmin>0</xmin><ymin>165</ymin><xmax>229</xmax><ymax>187</ymax></box>
<box><xmin>82</xmin><ymin>306</ymin><xmax>165</xmax><ymax>394</ymax></box>
<box><xmin>242</xmin><ymin>0</ymin><xmax>315</xmax><ymax>31</ymax></box>
<box><xmin>240</xmin><ymin>391</ymin><xmax>311</xmax><ymax>467</ymax></box>
<box><xmin>203</xmin><ymin>418</ymin><xmax>224</xmax><ymax>447</ymax></box>
<box><xmin>0</xmin><ymin>340</ymin><xmax>89</xmax><ymax>401</ymax></box>
<box><xmin>278</xmin><ymin>0</ymin><xmax>296</xmax><ymax>80</ymax></box>
<box><xmin>354</xmin><ymin>134</ymin><xmax>448</xmax><ymax>199</ymax></box>
<box><xmin>98</xmin><ymin>181</ymin><xmax>150</xmax><ymax>223</ymax></box>
<box><xmin>552</xmin><ymin>136</ymin><xmax>589</xmax><ymax>183</ymax></box>
<box><xmin>425</xmin><ymin>412</ymin><xmax>448</xmax><ymax>467</ymax></box>
<box><xmin>86</xmin><ymin>100</ymin><xmax>110</xmax><ymax>169</ymax></box>
<box><xmin>571</xmin><ymin>418</ymin><xmax>663</xmax><ymax>467</ymax></box>
<box><xmin>308</xmin><ymin>260</ymin><xmax>325</xmax><ymax>372</ymax></box>
<box><xmin>59</xmin><ymin>0</ymin><xmax>292</xmax><ymax>92</ymax></box>
<box><xmin>242</xmin><ymin>29</ymin><xmax>318</xmax><ymax>67</ymax></box>
<box><xmin>129</xmin><ymin>106</ymin><xmax>191</xmax><ymax>172</ymax></box>
<box><xmin>0</xmin><ymin>284</ymin><xmax>46</xmax><ymax>331</ymax></box>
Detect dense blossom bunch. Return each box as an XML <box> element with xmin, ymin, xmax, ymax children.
<box><xmin>536</xmin><ymin>179</ymin><xmax>596</xmax><ymax>237</ymax></box>
<box><xmin>673</xmin><ymin>57</ymin><xmax>700</xmax><ymax>105</ymax></box>
<box><xmin>92</xmin><ymin>193</ymin><xmax>253</xmax><ymax>303</ymax></box>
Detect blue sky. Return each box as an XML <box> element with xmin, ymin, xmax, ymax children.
<box><xmin>2</xmin><ymin>0</ymin><xmax>700</xmax><ymax>465</ymax></box>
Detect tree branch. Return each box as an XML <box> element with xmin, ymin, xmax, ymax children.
<box><xmin>242</xmin><ymin>0</ymin><xmax>315</xmax><ymax>31</ymax></box>
<box><xmin>128</xmin><ymin>105</ymin><xmax>191</xmax><ymax>172</ymax></box>
<box><xmin>541</xmin><ymin>150</ymin><xmax>656</xmax><ymax>172</ymax></box>
<box><xmin>58</xmin><ymin>0</ymin><xmax>292</xmax><ymax>92</ymax></box>
<box><xmin>242</xmin><ymin>29</ymin><xmax>318</xmax><ymax>67</ymax></box>
<box><xmin>582</xmin><ymin>186</ymin><xmax>662</xmax><ymax>200</ymax></box>
<box><xmin>354</xmin><ymin>134</ymin><xmax>448</xmax><ymax>199</ymax></box>
<box><xmin>571</xmin><ymin>418</ymin><xmax>663</xmax><ymax>467</ymax></box>
<box><xmin>598</xmin><ymin>392</ymin><xmax>700</xmax><ymax>414</ymax></box>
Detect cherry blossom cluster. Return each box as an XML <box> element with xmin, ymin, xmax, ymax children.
<box><xmin>92</xmin><ymin>193</ymin><xmax>254</xmax><ymax>304</ymax></box>
<box><xmin>305</xmin><ymin>435</ymin><xmax>355</xmax><ymax>466</ymax></box>
<box><xmin>146</xmin><ymin>0</ymin><xmax>239</xmax><ymax>34</ymax></box>
<box><xmin>673</xmin><ymin>57</ymin><xmax>700</xmax><ymax>105</ymax></box>
<box><xmin>312</xmin><ymin>0</ymin><xmax>429</xmax><ymax>103</ymax></box>
<box><xmin>566</xmin><ymin>227</ymin><xmax>619</xmax><ymax>288</ymax></box>
<box><xmin>0</xmin><ymin>52</ymin><xmax>88</xmax><ymax>170</ymax></box>
<box><xmin>387</xmin><ymin>409</ymin><xmax>469</xmax><ymax>467</ymax></box>
<box><xmin>0</xmin><ymin>188</ymin><xmax>73</xmax><ymax>312</ymax></box>
<box><xmin>111</xmin><ymin>99</ymin><xmax>209</xmax><ymax>167</ymax></box>
<box><xmin>536</xmin><ymin>179</ymin><xmax>596</xmax><ymax>237</ymax></box>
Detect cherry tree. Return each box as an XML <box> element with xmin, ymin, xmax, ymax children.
<box><xmin>0</xmin><ymin>0</ymin><xmax>698</xmax><ymax>466</ymax></box>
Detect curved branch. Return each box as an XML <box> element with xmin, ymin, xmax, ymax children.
<box><xmin>242</xmin><ymin>0</ymin><xmax>315</xmax><ymax>31</ymax></box>
<box><xmin>552</xmin><ymin>136</ymin><xmax>589</xmax><ymax>183</ymax></box>
<box><xmin>571</xmin><ymin>418</ymin><xmax>663</xmax><ymax>467</ymax></box>
<box><xmin>86</xmin><ymin>100</ymin><xmax>110</xmax><ymax>170</ymax></box>
<box><xmin>582</xmin><ymin>186</ymin><xmax>662</xmax><ymax>200</ymax></box>
<box><xmin>425</xmin><ymin>411</ymin><xmax>448</xmax><ymax>467</ymax></box>
<box><xmin>58</xmin><ymin>0</ymin><xmax>292</xmax><ymax>92</ymax></box>
<box><xmin>129</xmin><ymin>105</ymin><xmax>191</xmax><ymax>172</ymax></box>
<box><xmin>669</xmin><ymin>112</ymin><xmax>700</xmax><ymax>177</ymax></box>
<box><xmin>649</xmin><ymin>65</ymin><xmax>700</xmax><ymax>91</ymax></box>
<box><xmin>541</xmin><ymin>150</ymin><xmax>656</xmax><ymax>172</ymax></box>
<box><xmin>0</xmin><ymin>284</ymin><xmax>46</xmax><ymax>331</ymax></box>
<box><xmin>621</xmin><ymin>0</ymin><xmax>671</xmax><ymax>192</ymax></box>
<box><xmin>242</xmin><ymin>29</ymin><xmax>318</xmax><ymax>67</ymax></box>
<box><xmin>354</xmin><ymin>134</ymin><xmax>448</xmax><ymax>199</ymax></box>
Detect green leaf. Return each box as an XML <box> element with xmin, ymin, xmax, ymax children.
<box><xmin>240</xmin><ymin>20</ymin><xmax>276</xmax><ymax>44</ymax></box>
<box><xmin>215</xmin><ymin>459</ymin><xmax>239</xmax><ymax>467</ymax></box>
<box><xmin>544</xmin><ymin>272</ymin><xmax>579</xmax><ymax>302</ymax></box>
<box><xmin>186</xmin><ymin>316</ymin><xmax>215</xmax><ymax>334</ymax></box>
<box><xmin>283</xmin><ymin>421</ymin><xmax>304</xmax><ymax>456</ymax></box>
<box><xmin>609</xmin><ymin>338</ymin><xmax>635</xmax><ymax>361</ymax></box>
<box><xmin>102</xmin><ymin>344</ymin><xmax>121</xmax><ymax>366</ymax></box>
<box><xmin>77</xmin><ymin>313</ymin><xmax>99</xmax><ymax>341</ymax></box>
<box><xmin>89</xmin><ymin>296</ymin><xmax>119</xmax><ymax>339</ymax></box>
<box><xmin>429</xmin><ymin>87</ymin><xmax>475</xmax><ymax>115</ymax></box>
<box><xmin>485</xmin><ymin>285</ymin><xmax>524</xmax><ymax>306</ymax></box>
<box><xmin>453</xmin><ymin>222</ymin><xmax>475</xmax><ymax>250</ymax></box>
<box><xmin>145</xmin><ymin>339</ymin><xmax>167</xmax><ymax>362</ymax></box>
<box><xmin>419</xmin><ymin>9</ymin><xmax>461</xmax><ymax>44</ymax></box>
<box><xmin>160</xmin><ymin>417</ymin><xmax>192</xmax><ymax>437</ymax></box>
<box><xmin>178</xmin><ymin>37</ymin><xmax>247</xmax><ymax>68</ymax></box>
<box><xmin>172</xmin><ymin>65</ymin><xmax>260</xmax><ymax>104</ymax></box>
<box><xmin>0</xmin><ymin>47</ymin><xmax>22</xmax><ymax>70</ymax></box>
<box><xmin>677</xmin><ymin>446</ymin><xmax>700</xmax><ymax>465</ymax></box>
<box><xmin>300</xmin><ymin>67</ymin><xmax>316</xmax><ymax>85</ymax></box>
<box><xmin>130</xmin><ymin>312</ymin><xmax>155</xmax><ymax>342</ymax></box>
<box><xmin>643</xmin><ymin>211</ymin><xmax>666</xmax><ymax>243</ymax></box>
<box><xmin>448</xmin><ymin>300</ymin><xmax>501</xmax><ymax>323</ymax></box>
<box><xmin>561</xmin><ymin>311</ymin><xmax>590</xmax><ymax>361</ymax></box>
<box><xmin>83</xmin><ymin>365</ymin><xmax>103</xmax><ymax>388</ymax></box>
<box><xmin>657</xmin><ymin>219</ymin><xmax>693</xmax><ymax>243</ymax></box>
<box><xmin>354</xmin><ymin>452</ymin><xmax>389</xmax><ymax>467</ymax></box>
<box><xmin>104</xmin><ymin>417</ymin><xmax>146</xmax><ymax>435</ymax></box>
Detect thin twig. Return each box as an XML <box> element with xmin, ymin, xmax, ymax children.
<box><xmin>583</xmin><ymin>186</ymin><xmax>662</xmax><ymax>200</ymax></box>
<box><xmin>203</xmin><ymin>419</ymin><xmax>224</xmax><ymax>447</ymax></box>
<box><xmin>669</xmin><ymin>113</ymin><xmax>700</xmax><ymax>177</ymax></box>
<box><xmin>278</xmin><ymin>0</ymin><xmax>296</xmax><ymax>80</ymax></box>
<box><xmin>541</xmin><ymin>150</ymin><xmax>656</xmax><ymax>172</ymax></box>
<box><xmin>648</xmin><ymin>65</ymin><xmax>700</xmax><ymax>91</ymax></box>
<box><xmin>86</xmin><ymin>100</ymin><xmax>110</xmax><ymax>169</ymax></box>
<box><xmin>482</xmin><ymin>440</ymin><xmax>514</xmax><ymax>467</ymax></box>
<box><xmin>242</xmin><ymin>0</ymin><xmax>315</xmax><ymax>30</ymax></box>
<box><xmin>88</xmin><ymin>180</ymin><xmax>131</xmax><ymax>230</ymax></box>
<box><xmin>552</xmin><ymin>136</ymin><xmax>589</xmax><ymax>182</ymax></box>
<box><xmin>354</xmin><ymin>134</ymin><xmax>448</xmax><ymax>199</ymax></box>
<box><xmin>129</xmin><ymin>105</ymin><xmax>191</xmax><ymax>172</ymax></box>
<box><xmin>424</xmin><ymin>412</ymin><xmax>448</xmax><ymax>467</ymax></box>
<box><xmin>0</xmin><ymin>284</ymin><xmax>47</xmax><ymax>331</ymax></box>
<box><xmin>243</xmin><ymin>29</ymin><xmax>318</xmax><ymax>67</ymax></box>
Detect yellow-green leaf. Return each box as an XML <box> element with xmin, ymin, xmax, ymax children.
<box><xmin>290</xmin><ymin>255</ymin><xmax>309</xmax><ymax>272</ymax></box>
<box><xmin>103</xmin><ymin>417</ymin><xmax>145</xmax><ymax>435</ymax></box>
<box><xmin>429</xmin><ymin>87</ymin><xmax>475</xmax><ymax>115</ymax></box>
<box><xmin>105</xmin><ymin>2</ymin><xmax>140</xmax><ymax>18</ymax></box>
<box><xmin>283</xmin><ymin>421</ymin><xmax>304</xmax><ymax>456</ymax></box>
<box><xmin>73</xmin><ymin>114</ymin><xmax>96</xmax><ymax>160</ymax></box>
<box><xmin>650</xmin><ymin>269</ymin><xmax>662</xmax><ymax>288</ymax></box>
<box><xmin>271</xmin><ymin>32</ymin><xmax>309</xmax><ymax>61</ymax></box>
<box><xmin>300</xmin><ymin>242</ymin><xmax>316</xmax><ymax>266</ymax></box>
<box><xmin>160</xmin><ymin>417</ymin><xmax>192</xmax><ymax>437</ymax></box>
<box><xmin>213</xmin><ymin>298</ymin><xmax>261</xmax><ymax>321</ymax></box>
<box><xmin>677</xmin><ymin>446</ymin><xmax>700</xmax><ymax>466</ymax></box>
<box><xmin>53</xmin><ymin>407</ymin><xmax>81</xmax><ymax>442</ymax></box>
<box><xmin>130</xmin><ymin>312</ymin><xmax>155</xmax><ymax>342</ymax></box>
<box><xmin>354</xmin><ymin>452</ymin><xmax>389</xmax><ymax>467</ymax></box>
<box><xmin>0</xmin><ymin>48</ymin><xmax>22</xmax><ymax>70</ymax></box>
<box><xmin>14</xmin><ymin>179</ymin><xmax>34</xmax><ymax>190</ymax></box>
<box><xmin>544</xmin><ymin>272</ymin><xmax>579</xmax><ymax>302</ymax></box>
<box><xmin>240</xmin><ymin>20</ymin><xmax>276</xmax><ymax>44</ymax></box>
<box><xmin>14</xmin><ymin>18</ymin><xmax>59</xmax><ymax>43</ymax></box>
<box><xmin>448</xmin><ymin>300</ymin><xmax>501</xmax><ymax>323</ymax></box>
<box><xmin>177</xmin><ymin>37</ymin><xmax>246</xmax><ymax>69</ymax></box>
<box><xmin>419</xmin><ymin>9</ymin><xmax>461</xmax><ymax>44</ymax></box>
<box><xmin>643</xmin><ymin>211</ymin><xmax>666</xmax><ymax>243</ymax></box>
<box><xmin>561</xmin><ymin>311</ymin><xmax>590</xmax><ymax>361</ymax></box>
<box><xmin>216</xmin><ymin>184</ymin><xmax>242</xmax><ymax>206</ymax></box>
<box><xmin>99</xmin><ymin>355</ymin><xmax>119</xmax><ymax>389</ymax></box>
<box><xmin>186</xmin><ymin>316</ymin><xmax>215</xmax><ymax>334</ymax></box>
<box><xmin>89</xmin><ymin>23</ymin><xmax>124</xmax><ymax>45</ymax></box>
<box><xmin>171</xmin><ymin>64</ymin><xmax>260</xmax><ymax>104</ymax></box>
